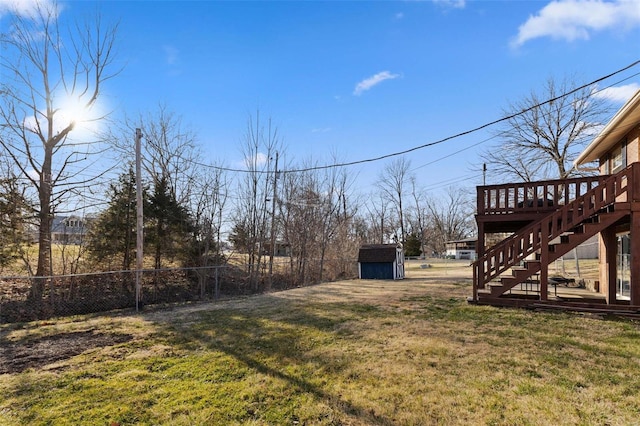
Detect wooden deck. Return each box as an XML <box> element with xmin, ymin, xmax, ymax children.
<box><xmin>476</xmin><ymin>175</ymin><xmax>607</xmax><ymax>233</ymax></box>
<box><xmin>472</xmin><ymin>163</ymin><xmax>640</xmax><ymax>309</ymax></box>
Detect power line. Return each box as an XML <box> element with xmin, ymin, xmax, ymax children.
<box><xmin>181</xmin><ymin>59</ymin><xmax>640</xmax><ymax>176</ymax></box>
<box><xmin>410</xmin><ymin>70</ymin><xmax>640</xmax><ymax>173</ymax></box>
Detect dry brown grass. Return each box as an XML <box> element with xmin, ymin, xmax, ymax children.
<box><xmin>2</xmin><ymin>259</ymin><xmax>640</xmax><ymax>425</ymax></box>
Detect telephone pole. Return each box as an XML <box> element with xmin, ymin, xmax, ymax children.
<box><xmin>268</xmin><ymin>151</ymin><xmax>279</xmax><ymax>284</ymax></box>
<box><xmin>135</xmin><ymin>128</ymin><xmax>144</xmax><ymax>311</ymax></box>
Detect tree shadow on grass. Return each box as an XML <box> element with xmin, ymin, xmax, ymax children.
<box><xmin>0</xmin><ymin>330</ymin><xmax>133</xmax><ymax>374</ymax></box>
<box><xmin>156</xmin><ymin>294</ymin><xmax>396</xmax><ymax>425</ymax></box>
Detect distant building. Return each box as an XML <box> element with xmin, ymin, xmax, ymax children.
<box><xmin>51</xmin><ymin>215</ymin><xmax>88</xmax><ymax>245</ymax></box>
<box><xmin>262</xmin><ymin>241</ymin><xmax>291</xmax><ymax>257</ymax></box>
<box><xmin>445</xmin><ymin>238</ymin><xmax>476</xmax><ymax>260</ymax></box>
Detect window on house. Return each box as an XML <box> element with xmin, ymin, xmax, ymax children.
<box><xmin>611</xmin><ymin>139</ymin><xmax>627</xmax><ymax>173</ymax></box>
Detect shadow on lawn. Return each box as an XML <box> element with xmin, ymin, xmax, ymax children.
<box><xmin>0</xmin><ymin>330</ymin><xmax>133</xmax><ymax>374</ymax></box>
<box><xmin>157</xmin><ymin>294</ymin><xmax>396</xmax><ymax>425</ymax></box>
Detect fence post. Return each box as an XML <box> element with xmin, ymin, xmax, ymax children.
<box><xmin>215</xmin><ymin>267</ymin><xmax>220</xmax><ymax>301</ymax></box>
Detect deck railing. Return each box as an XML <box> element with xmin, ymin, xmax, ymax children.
<box><xmin>473</xmin><ymin>163</ymin><xmax>639</xmax><ymax>299</ymax></box>
<box><xmin>477</xmin><ymin>175</ymin><xmax>608</xmax><ymax>216</ymax></box>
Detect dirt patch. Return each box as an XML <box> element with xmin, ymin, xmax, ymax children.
<box><xmin>0</xmin><ymin>330</ymin><xmax>132</xmax><ymax>374</ymax></box>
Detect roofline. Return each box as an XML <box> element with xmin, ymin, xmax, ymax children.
<box><xmin>445</xmin><ymin>237</ymin><xmax>476</xmax><ymax>243</ymax></box>
<box><xmin>574</xmin><ymin>89</ymin><xmax>640</xmax><ymax>167</ymax></box>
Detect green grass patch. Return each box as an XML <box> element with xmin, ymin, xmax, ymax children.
<box><xmin>2</xmin><ymin>279</ymin><xmax>640</xmax><ymax>425</ymax></box>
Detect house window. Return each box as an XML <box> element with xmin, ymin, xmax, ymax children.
<box><xmin>610</xmin><ymin>139</ymin><xmax>627</xmax><ymax>173</ymax></box>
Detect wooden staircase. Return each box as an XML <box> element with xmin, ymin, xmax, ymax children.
<box><xmin>473</xmin><ymin>165</ymin><xmax>634</xmax><ymax>302</ymax></box>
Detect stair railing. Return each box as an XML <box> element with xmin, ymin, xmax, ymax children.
<box><xmin>473</xmin><ymin>164</ymin><xmax>635</xmax><ymax>298</ymax></box>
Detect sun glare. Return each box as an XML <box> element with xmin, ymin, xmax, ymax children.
<box><xmin>56</xmin><ymin>93</ymin><xmax>106</xmax><ymax>141</ymax></box>
<box><xmin>59</xmin><ymin>95</ymin><xmax>90</xmax><ymax>128</ymax></box>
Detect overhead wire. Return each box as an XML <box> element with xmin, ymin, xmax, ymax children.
<box><xmin>182</xmin><ymin>59</ymin><xmax>640</xmax><ymax>175</ymax></box>
<box><xmin>409</xmin><ymin>68</ymin><xmax>640</xmax><ymax>175</ymax></box>
<box><xmin>4</xmin><ymin>60</ymin><xmax>639</xmax><ymax>214</ymax></box>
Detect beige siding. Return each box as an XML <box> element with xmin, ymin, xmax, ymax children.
<box><xmin>627</xmin><ymin>126</ymin><xmax>640</xmax><ymax>165</ymax></box>
<box><xmin>598</xmin><ymin>125</ymin><xmax>640</xmax><ymax>175</ymax></box>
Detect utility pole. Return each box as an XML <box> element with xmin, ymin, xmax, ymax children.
<box><xmin>135</xmin><ymin>128</ymin><xmax>144</xmax><ymax>311</ymax></box>
<box><xmin>268</xmin><ymin>151</ymin><xmax>279</xmax><ymax>284</ymax></box>
<box><xmin>483</xmin><ymin>163</ymin><xmax>487</xmax><ymax>186</ymax></box>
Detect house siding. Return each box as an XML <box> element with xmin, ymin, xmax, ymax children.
<box><xmin>599</xmin><ymin>127</ymin><xmax>640</xmax><ymax>174</ymax></box>
<box><xmin>628</xmin><ymin>127</ymin><xmax>640</xmax><ymax>164</ymax></box>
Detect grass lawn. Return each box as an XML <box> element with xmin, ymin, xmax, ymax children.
<box><xmin>1</xmin><ymin>260</ymin><xmax>640</xmax><ymax>425</ymax></box>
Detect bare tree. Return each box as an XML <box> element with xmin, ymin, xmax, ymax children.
<box><xmin>481</xmin><ymin>76</ymin><xmax>611</xmax><ymax>182</ymax></box>
<box><xmin>136</xmin><ymin>105</ymin><xmax>200</xmax><ymax>206</ymax></box>
<box><xmin>0</xmin><ymin>1</ymin><xmax>119</xmax><ymax>298</ymax></box>
<box><xmin>279</xmin><ymin>159</ymin><xmax>356</xmax><ymax>284</ymax></box>
<box><xmin>425</xmin><ymin>187</ymin><xmax>474</xmax><ymax>255</ymax></box>
<box><xmin>364</xmin><ymin>191</ymin><xmax>392</xmax><ymax>244</ymax></box>
<box><xmin>232</xmin><ymin>112</ymin><xmax>281</xmax><ymax>289</ymax></box>
<box><xmin>376</xmin><ymin>157</ymin><xmax>413</xmax><ymax>243</ymax></box>
<box><xmin>189</xmin><ymin>165</ymin><xmax>228</xmax><ymax>298</ymax></box>
<box><xmin>409</xmin><ymin>176</ymin><xmax>429</xmax><ymax>256</ymax></box>
<box><xmin>279</xmin><ymin>168</ymin><xmax>319</xmax><ymax>284</ymax></box>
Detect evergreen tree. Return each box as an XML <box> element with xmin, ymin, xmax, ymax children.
<box><xmin>147</xmin><ymin>176</ymin><xmax>194</xmax><ymax>269</ymax></box>
<box><xmin>0</xmin><ymin>175</ymin><xmax>32</xmax><ymax>270</ymax></box>
<box><xmin>404</xmin><ymin>232</ymin><xmax>422</xmax><ymax>257</ymax></box>
<box><xmin>229</xmin><ymin>221</ymin><xmax>250</xmax><ymax>253</ymax></box>
<box><xmin>87</xmin><ymin>169</ymin><xmax>146</xmax><ymax>270</ymax></box>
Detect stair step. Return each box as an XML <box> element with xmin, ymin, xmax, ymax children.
<box><xmin>583</xmin><ymin>215</ymin><xmax>600</xmax><ymax>224</ymax></box>
<box><xmin>476</xmin><ymin>192</ymin><xmax>626</xmax><ymax>299</ymax></box>
<box><xmin>568</xmin><ymin>225</ymin><xmax>584</xmax><ymax>234</ymax></box>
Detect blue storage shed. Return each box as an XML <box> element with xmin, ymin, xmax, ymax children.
<box><xmin>358</xmin><ymin>244</ymin><xmax>405</xmax><ymax>280</ymax></box>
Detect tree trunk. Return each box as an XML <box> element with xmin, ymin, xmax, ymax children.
<box><xmin>32</xmin><ymin>147</ymin><xmax>54</xmax><ymax>300</ymax></box>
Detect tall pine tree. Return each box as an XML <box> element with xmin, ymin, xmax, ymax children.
<box><xmin>0</xmin><ymin>175</ymin><xmax>32</xmax><ymax>270</ymax></box>
<box><xmin>87</xmin><ymin>169</ymin><xmax>146</xmax><ymax>270</ymax></box>
<box><xmin>147</xmin><ymin>176</ymin><xmax>194</xmax><ymax>269</ymax></box>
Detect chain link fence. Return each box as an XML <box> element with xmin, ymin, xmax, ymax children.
<box><xmin>0</xmin><ymin>258</ymin><xmax>359</xmax><ymax>323</ymax></box>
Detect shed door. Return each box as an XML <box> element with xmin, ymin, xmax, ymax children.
<box><xmin>395</xmin><ymin>249</ymin><xmax>405</xmax><ymax>279</ymax></box>
<box><xmin>361</xmin><ymin>263</ymin><xmax>394</xmax><ymax>279</ymax></box>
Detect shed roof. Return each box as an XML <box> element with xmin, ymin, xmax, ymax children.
<box><xmin>575</xmin><ymin>89</ymin><xmax>640</xmax><ymax>166</ymax></box>
<box><xmin>357</xmin><ymin>244</ymin><xmax>400</xmax><ymax>263</ymax></box>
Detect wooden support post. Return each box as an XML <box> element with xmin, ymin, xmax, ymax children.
<box><xmin>601</xmin><ymin>226</ymin><xmax>617</xmax><ymax>304</ymax></box>
<box><xmin>540</xmin><ymin>225</ymin><xmax>548</xmax><ymax>301</ymax></box>
<box><xmin>476</xmin><ymin>222</ymin><xmax>485</xmax><ymax>291</ymax></box>
<box><xmin>630</xmin><ymin>209</ymin><xmax>640</xmax><ymax>305</ymax></box>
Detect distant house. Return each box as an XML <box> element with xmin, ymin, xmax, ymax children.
<box><xmin>262</xmin><ymin>241</ymin><xmax>291</xmax><ymax>257</ymax></box>
<box><xmin>445</xmin><ymin>238</ymin><xmax>477</xmax><ymax>260</ymax></box>
<box><xmin>51</xmin><ymin>215</ymin><xmax>88</xmax><ymax>245</ymax></box>
<box><xmin>358</xmin><ymin>244</ymin><xmax>405</xmax><ymax>280</ymax></box>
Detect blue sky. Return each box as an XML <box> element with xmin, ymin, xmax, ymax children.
<box><xmin>2</xmin><ymin>0</ymin><xmax>640</xmax><ymax>195</ymax></box>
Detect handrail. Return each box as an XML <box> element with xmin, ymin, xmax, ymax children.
<box><xmin>473</xmin><ymin>164</ymin><xmax>635</xmax><ymax>294</ymax></box>
<box><xmin>477</xmin><ymin>175</ymin><xmax>607</xmax><ymax>216</ymax></box>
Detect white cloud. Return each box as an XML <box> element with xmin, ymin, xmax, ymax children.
<box><xmin>395</xmin><ymin>12</ymin><xmax>404</xmax><ymax>20</ymax></box>
<box><xmin>353</xmin><ymin>71</ymin><xmax>400</xmax><ymax>96</ymax></box>
<box><xmin>512</xmin><ymin>0</ymin><xmax>640</xmax><ymax>48</ymax></box>
<box><xmin>0</xmin><ymin>0</ymin><xmax>58</xmax><ymax>19</ymax></box>
<box><xmin>432</xmin><ymin>0</ymin><xmax>466</xmax><ymax>9</ymax></box>
<box><xmin>163</xmin><ymin>45</ymin><xmax>180</xmax><ymax>65</ymax></box>
<box><xmin>242</xmin><ymin>152</ymin><xmax>269</xmax><ymax>169</ymax></box>
<box><xmin>592</xmin><ymin>83</ymin><xmax>640</xmax><ymax>103</ymax></box>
